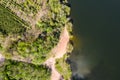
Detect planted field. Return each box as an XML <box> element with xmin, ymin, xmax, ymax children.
<box><xmin>0</xmin><ymin>4</ymin><xmax>26</xmax><ymax>34</ymax></box>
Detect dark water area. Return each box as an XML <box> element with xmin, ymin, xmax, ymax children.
<box><xmin>68</xmin><ymin>0</ymin><xmax>120</xmax><ymax>80</ymax></box>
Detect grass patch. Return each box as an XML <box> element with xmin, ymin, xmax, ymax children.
<box><xmin>55</xmin><ymin>54</ymin><xmax>72</xmax><ymax>80</ymax></box>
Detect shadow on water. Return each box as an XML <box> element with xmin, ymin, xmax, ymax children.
<box><xmin>68</xmin><ymin>0</ymin><xmax>120</xmax><ymax>80</ymax></box>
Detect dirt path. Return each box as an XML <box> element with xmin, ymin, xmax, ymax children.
<box><xmin>44</xmin><ymin>26</ymin><xmax>70</xmax><ymax>80</ymax></box>
<box><xmin>0</xmin><ymin>53</ymin><xmax>4</xmax><ymax>63</ymax></box>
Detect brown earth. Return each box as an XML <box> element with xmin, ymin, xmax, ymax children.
<box><xmin>44</xmin><ymin>26</ymin><xmax>70</xmax><ymax>80</ymax></box>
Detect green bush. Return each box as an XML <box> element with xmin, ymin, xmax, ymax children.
<box><xmin>15</xmin><ymin>32</ymin><xmax>59</xmax><ymax>64</ymax></box>
<box><xmin>55</xmin><ymin>54</ymin><xmax>72</xmax><ymax>80</ymax></box>
<box><xmin>0</xmin><ymin>60</ymin><xmax>51</xmax><ymax>80</ymax></box>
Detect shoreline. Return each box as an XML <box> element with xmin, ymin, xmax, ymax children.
<box><xmin>44</xmin><ymin>26</ymin><xmax>71</xmax><ymax>80</ymax></box>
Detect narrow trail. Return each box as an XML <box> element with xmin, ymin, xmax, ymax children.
<box><xmin>0</xmin><ymin>53</ymin><xmax>4</xmax><ymax>64</ymax></box>
<box><xmin>44</xmin><ymin>26</ymin><xmax>70</xmax><ymax>80</ymax></box>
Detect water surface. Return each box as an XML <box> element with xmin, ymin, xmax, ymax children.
<box><xmin>68</xmin><ymin>0</ymin><xmax>120</xmax><ymax>80</ymax></box>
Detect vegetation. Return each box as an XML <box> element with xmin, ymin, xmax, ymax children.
<box><xmin>0</xmin><ymin>4</ymin><xmax>26</xmax><ymax>34</ymax></box>
<box><xmin>0</xmin><ymin>0</ymin><xmax>71</xmax><ymax>65</ymax></box>
<box><xmin>55</xmin><ymin>54</ymin><xmax>72</xmax><ymax>80</ymax></box>
<box><xmin>0</xmin><ymin>0</ymin><xmax>72</xmax><ymax>79</ymax></box>
<box><xmin>14</xmin><ymin>34</ymin><xmax>59</xmax><ymax>64</ymax></box>
<box><xmin>0</xmin><ymin>59</ymin><xmax>51</xmax><ymax>80</ymax></box>
<box><xmin>0</xmin><ymin>0</ymin><xmax>42</xmax><ymax>15</ymax></box>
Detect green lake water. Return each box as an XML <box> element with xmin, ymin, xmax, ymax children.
<box><xmin>68</xmin><ymin>0</ymin><xmax>120</xmax><ymax>80</ymax></box>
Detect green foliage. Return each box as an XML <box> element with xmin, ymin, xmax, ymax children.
<box><xmin>0</xmin><ymin>44</ymin><xmax>2</xmax><ymax>50</ymax></box>
<box><xmin>0</xmin><ymin>0</ymin><xmax>42</xmax><ymax>15</ymax></box>
<box><xmin>0</xmin><ymin>59</ymin><xmax>51</xmax><ymax>80</ymax></box>
<box><xmin>0</xmin><ymin>4</ymin><xmax>26</xmax><ymax>34</ymax></box>
<box><xmin>16</xmin><ymin>0</ymin><xmax>42</xmax><ymax>14</ymax></box>
<box><xmin>55</xmin><ymin>54</ymin><xmax>72</xmax><ymax>80</ymax></box>
<box><xmin>47</xmin><ymin>0</ymin><xmax>70</xmax><ymax>25</ymax></box>
<box><xmin>0</xmin><ymin>1</ymin><xmax>72</xmax><ymax>79</ymax></box>
<box><xmin>8</xmin><ymin>29</ymin><xmax>60</xmax><ymax>64</ymax></box>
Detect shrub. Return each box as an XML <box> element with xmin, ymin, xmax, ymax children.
<box><xmin>0</xmin><ymin>59</ymin><xmax>51</xmax><ymax>80</ymax></box>
<box><xmin>55</xmin><ymin>54</ymin><xmax>72</xmax><ymax>80</ymax></box>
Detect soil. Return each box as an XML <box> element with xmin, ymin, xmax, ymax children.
<box><xmin>44</xmin><ymin>26</ymin><xmax>70</xmax><ymax>80</ymax></box>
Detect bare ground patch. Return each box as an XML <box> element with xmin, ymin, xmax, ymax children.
<box><xmin>44</xmin><ymin>26</ymin><xmax>70</xmax><ymax>80</ymax></box>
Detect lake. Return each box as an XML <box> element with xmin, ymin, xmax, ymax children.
<box><xmin>68</xmin><ymin>0</ymin><xmax>120</xmax><ymax>80</ymax></box>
